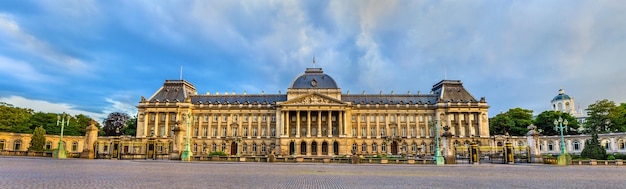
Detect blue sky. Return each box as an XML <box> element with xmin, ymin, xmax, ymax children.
<box><xmin>0</xmin><ymin>1</ymin><xmax>625</xmax><ymax>121</ymax></box>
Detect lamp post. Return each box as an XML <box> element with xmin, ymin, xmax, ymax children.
<box><xmin>553</xmin><ymin>117</ymin><xmax>569</xmax><ymax>165</ymax></box>
<box><xmin>56</xmin><ymin>113</ymin><xmax>70</xmax><ymax>159</ymax></box>
<box><xmin>181</xmin><ymin>112</ymin><xmax>195</xmax><ymax>161</ymax></box>
<box><xmin>429</xmin><ymin>119</ymin><xmax>444</xmax><ymax>165</ymax></box>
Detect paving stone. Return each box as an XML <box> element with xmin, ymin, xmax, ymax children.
<box><xmin>0</xmin><ymin>157</ymin><xmax>623</xmax><ymax>188</ymax></box>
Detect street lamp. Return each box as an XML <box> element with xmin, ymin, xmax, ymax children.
<box><xmin>56</xmin><ymin>113</ymin><xmax>71</xmax><ymax>159</ymax></box>
<box><xmin>429</xmin><ymin>119</ymin><xmax>444</xmax><ymax>165</ymax></box>
<box><xmin>181</xmin><ymin>112</ymin><xmax>195</xmax><ymax>161</ymax></box>
<box><xmin>553</xmin><ymin>117</ymin><xmax>569</xmax><ymax>165</ymax></box>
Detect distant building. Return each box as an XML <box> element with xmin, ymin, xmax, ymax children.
<box><xmin>551</xmin><ymin>88</ymin><xmax>588</xmax><ymax>126</ymax></box>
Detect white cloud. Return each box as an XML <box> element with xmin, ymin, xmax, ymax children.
<box><xmin>0</xmin><ymin>13</ymin><xmax>90</xmax><ymax>74</ymax></box>
<box><xmin>0</xmin><ymin>56</ymin><xmax>50</xmax><ymax>82</ymax></box>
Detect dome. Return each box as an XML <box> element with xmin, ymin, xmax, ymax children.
<box><xmin>551</xmin><ymin>88</ymin><xmax>572</xmax><ymax>102</ymax></box>
<box><xmin>290</xmin><ymin>68</ymin><xmax>338</xmax><ymax>89</ymax></box>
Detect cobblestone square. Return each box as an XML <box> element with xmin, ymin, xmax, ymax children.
<box><xmin>0</xmin><ymin>157</ymin><xmax>624</xmax><ymax>189</ymax></box>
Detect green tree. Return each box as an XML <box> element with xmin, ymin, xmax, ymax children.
<box><xmin>585</xmin><ymin>99</ymin><xmax>625</xmax><ymax>133</ymax></box>
<box><xmin>28</xmin><ymin>126</ymin><xmax>46</xmax><ymax>151</ymax></box>
<box><xmin>489</xmin><ymin>108</ymin><xmax>533</xmax><ymax>136</ymax></box>
<box><xmin>121</xmin><ymin>116</ymin><xmax>137</xmax><ymax>136</ymax></box>
<box><xmin>534</xmin><ymin>110</ymin><xmax>580</xmax><ymax>136</ymax></box>
<box><xmin>0</xmin><ymin>103</ymin><xmax>33</xmax><ymax>133</ymax></box>
<box><xmin>29</xmin><ymin>112</ymin><xmax>61</xmax><ymax>135</ymax></box>
<box><xmin>581</xmin><ymin>132</ymin><xmax>606</xmax><ymax>160</ymax></box>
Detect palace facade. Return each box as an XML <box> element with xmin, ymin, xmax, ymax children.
<box><xmin>135</xmin><ymin>67</ymin><xmax>490</xmax><ymax>158</ymax></box>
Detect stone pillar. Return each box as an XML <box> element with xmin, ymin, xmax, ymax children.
<box><xmin>317</xmin><ymin>111</ymin><xmax>322</xmax><ymax>137</ymax></box>
<box><xmin>526</xmin><ymin>124</ymin><xmax>543</xmax><ymax>163</ymax></box>
<box><xmin>296</xmin><ymin>111</ymin><xmax>301</xmax><ymax>137</ymax></box>
<box><xmin>171</xmin><ymin>124</ymin><xmax>183</xmax><ymax>160</ymax></box>
<box><xmin>306</xmin><ymin>111</ymin><xmax>311</xmax><ymax>137</ymax></box>
<box><xmin>338</xmin><ymin>111</ymin><xmax>343</xmax><ymax>136</ymax></box>
<box><xmin>442</xmin><ymin>126</ymin><xmax>455</xmax><ymax>164</ymax></box>
<box><xmin>286</xmin><ymin>112</ymin><xmax>290</xmax><ymax>137</ymax></box>
<box><xmin>80</xmin><ymin>121</ymin><xmax>99</xmax><ymax>159</ymax></box>
<box><xmin>327</xmin><ymin>111</ymin><xmax>332</xmax><ymax>137</ymax></box>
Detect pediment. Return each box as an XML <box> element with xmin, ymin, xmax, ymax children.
<box><xmin>282</xmin><ymin>93</ymin><xmax>344</xmax><ymax>105</ymax></box>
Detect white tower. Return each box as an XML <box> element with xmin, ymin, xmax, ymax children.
<box><xmin>551</xmin><ymin>88</ymin><xmax>577</xmax><ymax>115</ymax></box>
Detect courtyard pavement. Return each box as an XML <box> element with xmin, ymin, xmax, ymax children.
<box><xmin>0</xmin><ymin>157</ymin><xmax>623</xmax><ymax>189</ymax></box>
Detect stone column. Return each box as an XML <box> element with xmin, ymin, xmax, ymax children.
<box><xmin>317</xmin><ymin>111</ymin><xmax>322</xmax><ymax>137</ymax></box>
<box><xmin>306</xmin><ymin>111</ymin><xmax>311</xmax><ymax>137</ymax></box>
<box><xmin>285</xmin><ymin>112</ymin><xmax>290</xmax><ymax>137</ymax></box>
<box><xmin>296</xmin><ymin>111</ymin><xmax>301</xmax><ymax>137</ymax></box>
<box><xmin>154</xmin><ymin>112</ymin><xmax>160</xmax><ymax>137</ymax></box>
<box><xmin>327</xmin><ymin>111</ymin><xmax>332</xmax><ymax>137</ymax></box>
<box><xmin>81</xmin><ymin>121</ymin><xmax>99</xmax><ymax>159</ymax></box>
<box><xmin>338</xmin><ymin>111</ymin><xmax>343</xmax><ymax>136</ymax></box>
<box><xmin>164</xmin><ymin>112</ymin><xmax>170</xmax><ymax>137</ymax></box>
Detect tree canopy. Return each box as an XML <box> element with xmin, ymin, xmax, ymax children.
<box><xmin>584</xmin><ymin>99</ymin><xmax>626</xmax><ymax>133</ymax></box>
<box><xmin>489</xmin><ymin>108</ymin><xmax>534</xmax><ymax>136</ymax></box>
<box><xmin>28</xmin><ymin>126</ymin><xmax>46</xmax><ymax>151</ymax></box>
<box><xmin>534</xmin><ymin>110</ymin><xmax>580</xmax><ymax>136</ymax></box>
<box><xmin>102</xmin><ymin>112</ymin><xmax>131</xmax><ymax>136</ymax></box>
<box><xmin>0</xmin><ymin>102</ymin><xmax>101</xmax><ymax>136</ymax></box>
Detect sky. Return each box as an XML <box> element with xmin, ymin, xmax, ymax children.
<box><xmin>0</xmin><ymin>1</ymin><xmax>625</xmax><ymax>121</ymax></box>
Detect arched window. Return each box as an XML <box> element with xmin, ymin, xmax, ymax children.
<box><xmin>361</xmin><ymin>143</ymin><xmax>367</xmax><ymax>153</ymax></box>
<box><xmin>72</xmin><ymin>142</ymin><xmax>78</xmax><ymax>152</ymax></box>
<box><xmin>14</xmin><ymin>140</ymin><xmax>22</xmax><ymax>151</ymax></box>
<box><xmin>573</xmin><ymin>141</ymin><xmax>580</xmax><ymax>151</ymax></box>
<box><xmin>311</xmin><ymin>142</ymin><xmax>317</xmax><ymax>154</ymax></box>
<box><xmin>212</xmin><ymin>143</ymin><xmax>217</xmax><ymax>152</ymax></box>
<box><xmin>411</xmin><ymin>143</ymin><xmax>417</xmax><ymax>153</ymax></box>
<box><xmin>381</xmin><ymin>143</ymin><xmax>387</xmax><ymax>152</ymax></box>
<box><xmin>352</xmin><ymin>143</ymin><xmax>357</xmax><ymax>154</ymax></box>
<box><xmin>45</xmin><ymin>141</ymin><xmax>52</xmax><ymax>150</ymax></box>
<box><xmin>548</xmin><ymin>142</ymin><xmax>554</xmax><ymax>151</ymax></box>
<box><xmin>221</xmin><ymin>143</ymin><xmax>226</xmax><ymax>151</ymax></box>
<box><xmin>300</xmin><ymin>142</ymin><xmax>307</xmax><ymax>155</ymax></box>
<box><xmin>603</xmin><ymin>140</ymin><xmax>610</xmax><ymax>150</ymax></box>
<box><xmin>372</xmin><ymin>143</ymin><xmax>378</xmax><ymax>152</ymax></box>
<box><xmin>252</xmin><ymin>143</ymin><xmax>257</xmax><ymax>153</ymax></box>
<box><xmin>243</xmin><ymin>143</ymin><xmax>248</xmax><ymax>153</ymax></box>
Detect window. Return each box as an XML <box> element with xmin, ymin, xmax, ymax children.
<box><xmin>161</xmin><ymin>114</ymin><xmax>166</xmax><ymax>121</ymax></box>
<box><xmin>331</xmin><ymin>116</ymin><xmax>336</xmax><ymax>121</ymax></box>
<box><xmin>322</xmin><ymin>116</ymin><xmax>327</xmax><ymax>122</ymax></box>
<box><xmin>14</xmin><ymin>140</ymin><xmax>22</xmax><ymax>151</ymax></box>
<box><xmin>362</xmin><ymin>143</ymin><xmax>367</xmax><ymax>152</ymax></box>
<box><xmin>253</xmin><ymin>116</ymin><xmax>258</xmax><ymax>122</ymax></box>
<box><xmin>312</xmin><ymin>142</ymin><xmax>317</xmax><ymax>154</ymax></box>
<box><xmin>548</xmin><ymin>142</ymin><xmax>554</xmax><ymax>151</ymax></box>
<box><xmin>72</xmin><ymin>142</ymin><xmax>78</xmax><ymax>152</ymax></box>
<box><xmin>411</xmin><ymin>127</ymin><xmax>416</xmax><ymax>137</ymax></box>
<box><xmin>253</xmin><ymin>128</ymin><xmax>258</xmax><ymax>137</ymax></box>
<box><xmin>223</xmin><ymin>115</ymin><xmax>228</xmax><ymax>122</ymax></box>
<box><xmin>573</xmin><ymin>141</ymin><xmax>580</xmax><ymax>151</ymax></box>
<box><xmin>150</xmin><ymin>113</ymin><xmax>155</xmax><ymax>121</ymax></box>
<box><xmin>379</xmin><ymin>115</ymin><xmax>385</xmax><ymax>122</ymax></box>
<box><xmin>221</xmin><ymin>143</ymin><xmax>226</xmax><ymax>151</ymax></box>
<box><xmin>411</xmin><ymin>143</ymin><xmax>417</xmax><ymax>152</ymax></box>
<box><xmin>302</xmin><ymin>116</ymin><xmax>307</xmax><ymax>122</ymax></box>
<box><xmin>232</xmin><ymin>128</ymin><xmax>238</xmax><ymax>137</ymax></box>
<box><xmin>390</xmin><ymin>115</ymin><xmax>395</xmax><ymax>122</ymax></box>
<box><xmin>212</xmin><ymin>143</ymin><xmax>217</xmax><ymax>152</ymax></box>
<box><xmin>45</xmin><ymin>141</ymin><xmax>52</xmax><ymax>150</ymax></box>
<box><xmin>604</xmin><ymin>140</ymin><xmax>610</xmax><ymax>150</ymax></box>
<box><xmin>270</xmin><ymin>128</ymin><xmax>275</xmax><ymax>137</ymax></box>
<box><xmin>352</xmin><ymin>143</ymin><xmax>357</xmax><ymax>153</ymax></box>
<box><xmin>361</xmin><ymin>128</ymin><xmax>366</xmax><ymax>137</ymax></box>
<box><xmin>221</xmin><ymin>128</ymin><xmax>226</xmax><ymax>137</ymax></box>
<box><xmin>380</xmin><ymin>128</ymin><xmax>386</xmax><ymax>137</ymax></box>
<box><xmin>233</xmin><ymin>115</ymin><xmax>238</xmax><ymax>122</ymax></box>
<box><xmin>312</xmin><ymin>116</ymin><xmax>317</xmax><ymax>121</ymax></box>
<box><xmin>372</xmin><ymin>143</ymin><xmax>378</xmax><ymax>152</ymax></box>
<box><xmin>272</xmin><ymin>116</ymin><xmax>276</xmax><ymax>122</ymax></box>
<box><xmin>371</xmin><ymin>129</ymin><xmax>376</xmax><ymax>137</ymax></box>
<box><xmin>352</xmin><ymin>116</ymin><xmax>356</xmax><ymax>121</ymax></box>
<box><xmin>244</xmin><ymin>115</ymin><xmax>248</xmax><ymax>122</ymax></box>
<box><xmin>312</xmin><ymin>128</ymin><xmax>317</xmax><ymax>136</ymax></box>
<box><xmin>352</xmin><ymin>128</ymin><xmax>356</xmax><ymax>136</ymax></box>
<box><xmin>370</xmin><ymin>116</ymin><xmax>375</xmax><ymax>122</ymax></box>
<box><xmin>619</xmin><ymin>139</ymin><xmax>625</xmax><ymax>150</ymax></box>
<box><xmin>261</xmin><ymin>143</ymin><xmax>266</xmax><ymax>153</ymax></box>
<box><xmin>262</xmin><ymin>115</ymin><xmax>267</xmax><ymax>122</ymax></box>
<box><xmin>0</xmin><ymin>140</ymin><xmax>5</xmax><ymax>150</ymax></box>
<box><xmin>204</xmin><ymin>115</ymin><xmax>209</xmax><ymax>122</ymax></box>
<box><xmin>391</xmin><ymin>128</ymin><xmax>397</xmax><ymax>137</ymax></box>
<box><xmin>243</xmin><ymin>143</ymin><xmax>247</xmax><ymax>153</ymax></box>
<box><xmin>291</xmin><ymin>116</ymin><xmax>296</xmax><ymax>122</ymax></box>
<box><xmin>361</xmin><ymin>115</ymin><xmax>365</xmax><ymax>122</ymax></box>
<box><xmin>212</xmin><ymin>127</ymin><xmax>217</xmax><ymax>137</ymax></box>
<box><xmin>402</xmin><ymin>143</ymin><xmax>408</xmax><ymax>153</ymax></box>
<box><xmin>213</xmin><ymin>115</ymin><xmax>218</xmax><ymax>122</ymax></box>
<box><xmin>244</xmin><ymin>128</ymin><xmax>249</xmax><ymax>137</ymax></box>
<box><xmin>193</xmin><ymin>143</ymin><xmax>198</xmax><ymax>152</ymax></box>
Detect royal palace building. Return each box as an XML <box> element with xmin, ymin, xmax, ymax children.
<box><xmin>135</xmin><ymin>67</ymin><xmax>490</xmax><ymax>158</ymax></box>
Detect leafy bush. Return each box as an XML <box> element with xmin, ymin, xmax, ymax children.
<box><xmin>208</xmin><ymin>151</ymin><xmax>227</xmax><ymax>156</ymax></box>
<box><xmin>607</xmin><ymin>155</ymin><xmax>616</xmax><ymax>160</ymax></box>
